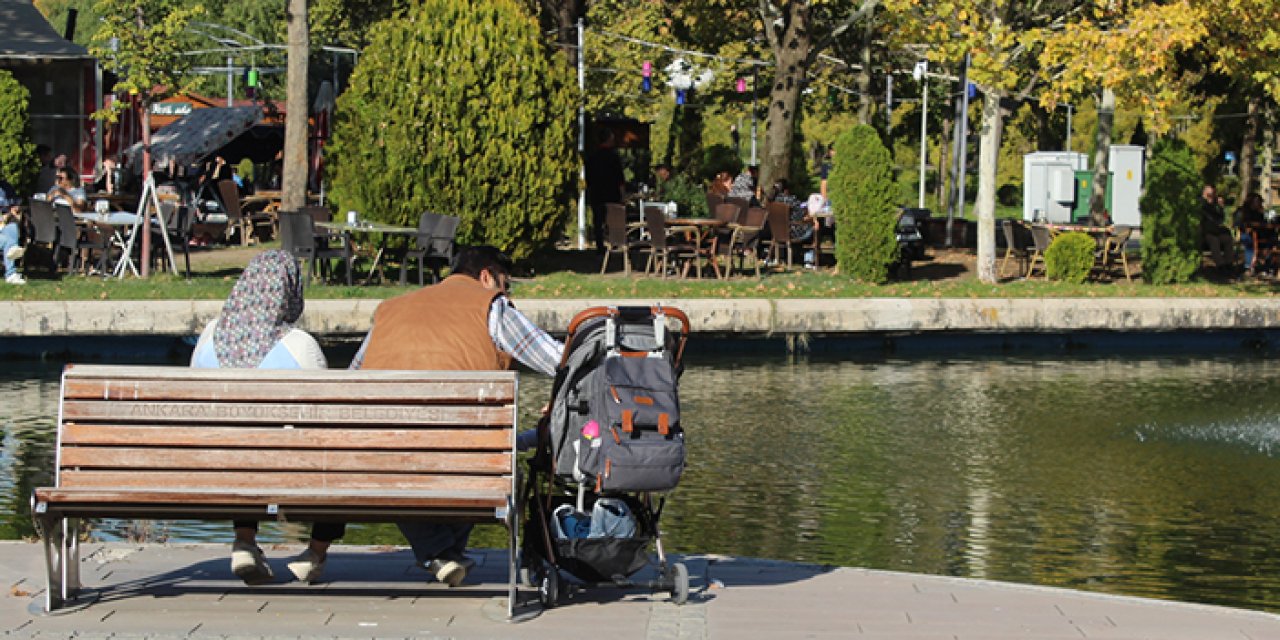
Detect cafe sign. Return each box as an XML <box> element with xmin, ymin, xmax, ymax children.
<box><xmin>150</xmin><ymin>103</ymin><xmax>192</xmax><ymax>116</ymax></box>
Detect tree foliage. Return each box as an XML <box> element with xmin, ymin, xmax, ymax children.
<box><xmin>830</xmin><ymin>124</ymin><xmax>897</xmax><ymax>282</ymax></box>
<box><xmin>1140</xmin><ymin>138</ymin><xmax>1202</xmax><ymax>284</ymax></box>
<box><xmin>0</xmin><ymin>71</ymin><xmax>40</xmax><ymax>197</ymax></box>
<box><xmin>89</xmin><ymin>0</ymin><xmax>204</xmax><ymax>117</ymax></box>
<box><xmin>327</xmin><ymin>0</ymin><xmax>577</xmax><ymax>261</ymax></box>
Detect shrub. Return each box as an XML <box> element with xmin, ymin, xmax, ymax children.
<box><xmin>700</xmin><ymin>144</ymin><xmax>740</xmax><ymax>182</ymax></box>
<box><xmin>327</xmin><ymin>0</ymin><xmax>576</xmax><ymax>261</ymax></box>
<box><xmin>1044</xmin><ymin>232</ymin><xmax>1095</xmax><ymax>283</ymax></box>
<box><xmin>829</xmin><ymin>125</ymin><xmax>898</xmax><ymax>283</ymax></box>
<box><xmin>662</xmin><ymin>173</ymin><xmax>710</xmax><ymax>218</ymax></box>
<box><xmin>1140</xmin><ymin>138</ymin><xmax>1201</xmax><ymax>284</ymax></box>
<box><xmin>0</xmin><ymin>70</ymin><xmax>39</xmax><ymax>197</ymax></box>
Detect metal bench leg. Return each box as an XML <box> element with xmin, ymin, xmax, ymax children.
<box><xmin>506</xmin><ymin>497</ymin><xmax>518</xmax><ymax>618</ymax></box>
<box><xmin>36</xmin><ymin>513</ymin><xmax>65</xmax><ymax>612</ymax></box>
<box><xmin>65</xmin><ymin>518</ymin><xmax>83</xmax><ymax>598</ymax></box>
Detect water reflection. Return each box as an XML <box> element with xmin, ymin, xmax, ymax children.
<box><xmin>5</xmin><ymin>355</ymin><xmax>1280</xmax><ymax>612</ymax></box>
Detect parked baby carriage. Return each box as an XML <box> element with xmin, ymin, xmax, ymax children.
<box><xmin>521</xmin><ymin>305</ymin><xmax>691</xmax><ymax>608</ymax></box>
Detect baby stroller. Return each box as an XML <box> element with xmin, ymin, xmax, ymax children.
<box><xmin>521</xmin><ymin>305</ymin><xmax>691</xmax><ymax>607</ymax></box>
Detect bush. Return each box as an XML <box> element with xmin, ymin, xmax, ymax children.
<box><xmin>829</xmin><ymin>125</ymin><xmax>898</xmax><ymax>283</ymax></box>
<box><xmin>700</xmin><ymin>144</ymin><xmax>740</xmax><ymax>182</ymax></box>
<box><xmin>327</xmin><ymin>0</ymin><xmax>576</xmax><ymax>261</ymax></box>
<box><xmin>1044</xmin><ymin>232</ymin><xmax>1095</xmax><ymax>283</ymax></box>
<box><xmin>1140</xmin><ymin>138</ymin><xmax>1201</xmax><ymax>284</ymax></box>
<box><xmin>662</xmin><ymin>173</ymin><xmax>710</xmax><ymax>218</ymax></box>
<box><xmin>0</xmin><ymin>70</ymin><xmax>39</xmax><ymax>197</ymax></box>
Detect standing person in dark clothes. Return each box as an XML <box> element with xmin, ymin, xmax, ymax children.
<box><xmin>1199</xmin><ymin>184</ymin><xmax>1234</xmax><ymax>271</ymax></box>
<box><xmin>585</xmin><ymin>129</ymin><xmax>625</xmax><ymax>254</ymax></box>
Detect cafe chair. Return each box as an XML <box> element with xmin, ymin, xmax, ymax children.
<box><xmin>280</xmin><ymin>210</ymin><xmax>353</xmax><ymax>285</ymax></box>
<box><xmin>151</xmin><ymin>203</ymin><xmax>193</xmax><ymax>279</ymax></box>
<box><xmin>999</xmin><ymin>219</ymin><xmax>1031</xmax><ymax>279</ymax></box>
<box><xmin>642</xmin><ymin>206</ymin><xmax>697</xmax><ymax>279</ymax></box>
<box><xmin>764</xmin><ymin>202</ymin><xmax>799</xmax><ymax>269</ymax></box>
<box><xmin>216</xmin><ymin>179</ymin><xmax>273</xmax><ymax>246</ymax></box>
<box><xmin>721</xmin><ymin>205</ymin><xmax>767</xmax><ymax>277</ymax></box>
<box><xmin>1026</xmin><ymin>224</ymin><xmax>1053</xmax><ymax>279</ymax></box>
<box><xmin>53</xmin><ymin>203</ymin><xmax>108</xmax><ymax>275</ymax></box>
<box><xmin>1098</xmin><ymin>225</ymin><xmax>1134</xmax><ymax>282</ymax></box>
<box><xmin>705</xmin><ymin>193</ymin><xmax>724</xmax><ymax>219</ymax></box>
<box><xmin>399</xmin><ymin>211</ymin><xmax>442</xmax><ymax>286</ymax></box>
<box><xmin>600</xmin><ymin>203</ymin><xmax>646</xmax><ymax>276</ymax></box>
<box><xmin>26</xmin><ymin>199</ymin><xmax>60</xmax><ymax>274</ymax></box>
<box><xmin>421</xmin><ymin>214</ymin><xmax>459</xmax><ymax>282</ymax></box>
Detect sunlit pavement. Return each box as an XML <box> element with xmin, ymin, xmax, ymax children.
<box><xmin>4</xmin><ymin>542</ymin><xmax>1280</xmax><ymax>639</ymax></box>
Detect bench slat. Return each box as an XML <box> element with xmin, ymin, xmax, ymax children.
<box><xmin>61</xmin><ymin>424</ymin><xmax>512</xmax><ymax>450</ymax></box>
<box><xmin>62</xmin><ymin>400</ymin><xmax>515</xmax><ymax>426</ymax></box>
<box><xmin>63</xmin><ymin>365</ymin><xmax>516</xmax><ymax>384</ymax></box>
<box><xmin>62</xmin><ymin>378</ymin><xmax>515</xmax><ymax>404</ymax></box>
<box><xmin>35</xmin><ymin>488</ymin><xmax>507</xmax><ymax>510</ymax></box>
<box><xmin>60</xmin><ymin>447</ymin><xmax>512</xmax><ymax>474</ymax></box>
<box><xmin>58</xmin><ymin>470</ymin><xmax>511</xmax><ymax>493</ymax></box>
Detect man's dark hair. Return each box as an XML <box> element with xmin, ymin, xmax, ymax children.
<box><xmin>451</xmin><ymin>245</ymin><xmax>513</xmax><ymax>279</ymax></box>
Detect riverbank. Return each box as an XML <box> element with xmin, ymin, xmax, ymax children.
<box><xmin>3</xmin><ymin>541</ymin><xmax>1278</xmax><ymax>639</ymax></box>
<box><xmin>4</xmin><ymin>297</ymin><xmax>1280</xmax><ymax>338</ymax></box>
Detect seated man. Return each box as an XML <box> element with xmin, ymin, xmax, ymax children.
<box><xmin>47</xmin><ymin>167</ymin><xmax>88</xmax><ymax>213</ymax></box>
<box><xmin>1199</xmin><ymin>185</ymin><xmax>1235</xmax><ymax>271</ymax></box>
<box><xmin>349</xmin><ymin>246</ymin><xmax>563</xmax><ymax>586</ymax></box>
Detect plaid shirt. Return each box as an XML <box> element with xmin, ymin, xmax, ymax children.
<box><xmin>350</xmin><ymin>295</ymin><xmax>562</xmax><ymax>375</ymax></box>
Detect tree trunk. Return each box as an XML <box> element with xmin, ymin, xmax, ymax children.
<box><xmin>1239</xmin><ymin>94</ymin><xmax>1261</xmax><ymax>203</ymax></box>
<box><xmin>974</xmin><ymin>89</ymin><xmax>1003</xmax><ymax>284</ymax></box>
<box><xmin>761</xmin><ymin>36</ymin><xmax>809</xmax><ymax>191</ymax></box>
<box><xmin>283</xmin><ymin>0</ymin><xmax>310</xmax><ymax>213</ymax></box>
<box><xmin>1090</xmin><ymin>87</ymin><xmax>1114</xmax><ymax>224</ymax></box>
<box><xmin>1261</xmin><ymin>115</ymin><xmax>1275</xmax><ymax>208</ymax></box>
<box><xmin>855</xmin><ymin>24</ymin><xmax>873</xmax><ymax>124</ymax></box>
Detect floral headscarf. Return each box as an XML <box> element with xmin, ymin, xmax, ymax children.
<box><xmin>213</xmin><ymin>250</ymin><xmax>304</xmax><ymax>367</ymax></box>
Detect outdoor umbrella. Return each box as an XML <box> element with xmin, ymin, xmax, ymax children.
<box><xmin>126</xmin><ymin>106</ymin><xmax>262</xmax><ymax>173</ymax></box>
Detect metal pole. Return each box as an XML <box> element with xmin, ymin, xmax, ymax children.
<box><xmin>917</xmin><ymin>65</ymin><xmax>928</xmax><ymax>209</ymax></box>
<box><xmin>750</xmin><ymin>68</ymin><xmax>758</xmax><ymax>166</ymax></box>
<box><xmin>226</xmin><ymin>55</ymin><xmax>233</xmax><ymax>106</ymax></box>
<box><xmin>576</xmin><ymin>17</ymin><xmax>587</xmax><ymax>250</ymax></box>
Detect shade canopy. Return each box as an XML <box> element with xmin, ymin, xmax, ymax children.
<box><xmin>128</xmin><ymin>106</ymin><xmax>262</xmax><ymax>172</ymax></box>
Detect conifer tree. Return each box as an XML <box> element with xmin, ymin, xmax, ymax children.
<box><xmin>327</xmin><ymin>0</ymin><xmax>576</xmax><ymax>260</ymax></box>
<box><xmin>1140</xmin><ymin>138</ymin><xmax>1201</xmax><ymax>284</ymax></box>
<box><xmin>0</xmin><ymin>70</ymin><xmax>39</xmax><ymax>196</ymax></box>
<box><xmin>830</xmin><ymin>124</ymin><xmax>898</xmax><ymax>283</ymax></box>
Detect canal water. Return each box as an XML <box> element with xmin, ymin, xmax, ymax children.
<box><xmin>5</xmin><ymin>353</ymin><xmax>1280</xmax><ymax>613</ymax></box>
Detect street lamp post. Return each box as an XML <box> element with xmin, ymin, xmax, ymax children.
<box><xmin>915</xmin><ymin>60</ymin><xmax>928</xmax><ymax>209</ymax></box>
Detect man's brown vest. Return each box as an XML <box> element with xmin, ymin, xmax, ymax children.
<box><xmin>360</xmin><ymin>275</ymin><xmax>513</xmax><ymax>371</ymax></box>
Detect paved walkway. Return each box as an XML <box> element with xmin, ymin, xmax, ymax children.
<box><xmin>3</xmin><ymin>542</ymin><xmax>1279</xmax><ymax>639</ymax></box>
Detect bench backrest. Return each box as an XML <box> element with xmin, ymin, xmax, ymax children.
<box><xmin>53</xmin><ymin>365</ymin><xmax>518</xmax><ymax>515</ymax></box>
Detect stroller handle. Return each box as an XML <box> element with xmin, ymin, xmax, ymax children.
<box><xmin>561</xmin><ymin>305</ymin><xmax>690</xmax><ymax>368</ymax></box>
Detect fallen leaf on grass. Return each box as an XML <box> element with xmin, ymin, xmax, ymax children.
<box><xmin>10</xmin><ymin>586</ymin><xmax>30</xmax><ymax>597</ymax></box>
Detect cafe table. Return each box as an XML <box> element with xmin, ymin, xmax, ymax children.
<box><xmin>75</xmin><ymin>211</ymin><xmax>156</xmax><ymax>277</ymax></box>
<box><xmin>665</xmin><ymin>217</ymin><xmax>726</xmax><ymax>279</ymax></box>
<box><xmin>316</xmin><ymin>219</ymin><xmax>417</xmax><ymax>285</ymax></box>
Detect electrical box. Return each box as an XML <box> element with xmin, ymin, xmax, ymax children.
<box><xmin>1109</xmin><ymin>145</ymin><xmax>1144</xmax><ymax>226</ymax></box>
<box><xmin>1023</xmin><ymin>152</ymin><xmax>1088</xmax><ymax>223</ymax></box>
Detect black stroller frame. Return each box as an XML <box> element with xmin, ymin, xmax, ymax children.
<box><xmin>520</xmin><ymin>305</ymin><xmax>691</xmax><ymax>608</ymax></box>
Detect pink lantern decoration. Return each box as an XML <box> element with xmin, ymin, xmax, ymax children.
<box><xmin>642</xmin><ymin>61</ymin><xmax>652</xmax><ymax>78</ymax></box>
<box><xmin>736</xmin><ymin>77</ymin><xmax>747</xmax><ymax>93</ymax></box>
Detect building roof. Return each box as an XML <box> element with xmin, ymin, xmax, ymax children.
<box><xmin>0</xmin><ymin>0</ymin><xmax>91</xmax><ymax>61</ymax></box>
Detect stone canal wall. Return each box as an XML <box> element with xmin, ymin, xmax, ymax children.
<box><xmin>1</xmin><ymin>298</ymin><xmax>1278</xmax><ymax>337</ymax></box>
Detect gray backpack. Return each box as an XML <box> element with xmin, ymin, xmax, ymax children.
<box><xmin>550</xmin><ymin>308</ymin><xmax>686</xmax><ymax>492</ymax></box>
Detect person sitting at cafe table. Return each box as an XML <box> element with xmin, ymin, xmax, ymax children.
<box><xmin>1236</xmin><ymin>192</ymin><xmax>1273</xmax><ymax>277</ymax></box>
<box><xmin>92</xmin><ymin>158</ymin><xmax>121</xmax><ymax>195</ymax></box>
<box><xmin>47</xmin><ymin>167</ymin><xmax>88</xmax><ymax>213</ymax></box>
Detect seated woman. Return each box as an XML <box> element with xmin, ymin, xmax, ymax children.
<box><xmin>190</xmin><ymin>250</ymin><xmax>341</xmax><ymax>584</ymax></box>
<box><xmin>0</xmin><ymin>201</ymin><xmax>25</xmax><ymax>285</ymax></box>
<box><xmin>708</xmin><ymin>171</ymin><xmax>733</xmax><ymax>199</ymax></box>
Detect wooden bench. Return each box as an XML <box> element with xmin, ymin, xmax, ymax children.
<box><xmin>31</xmin><ymin>364</ymin><xmax>520</xmax><ymax>615</ymax></box>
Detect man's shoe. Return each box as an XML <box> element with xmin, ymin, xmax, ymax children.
<box><xmin>438</xmin><ymin>551</ymin><xmax>477</xmax><ymax>571</ymax></box>
<box><xmin>286</xmin><ymin>549</ymin><xmax>325</xmax><ymax>584</ymax></box>
<box><xmin>427</xmin><ymin>559</ymin><xmax>468</xmax><ymax>587</ymax></box>
<box><xmin>230</xmin><ymin>541</ymin><xmax>274</xmax><ymax>585</ymax></box>
<box><xmin>5</xmin><ymin>272</ymin><xmax>25</xmax><ymax>285</ymax></box>
<box><xmin>5</xmin><ymin>245</ymin><xmax>24</xmax><ymax>261</ymax></box>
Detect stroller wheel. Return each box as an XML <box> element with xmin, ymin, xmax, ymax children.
<box><xmin>538</xmin><ymin>566</ymin><xmax>561</xmax><ymax>608</ymax></box>
<box><xmin>670</xmin><ymin>562</ymin><xmax>689</xmax><ymax>605</ymax></box>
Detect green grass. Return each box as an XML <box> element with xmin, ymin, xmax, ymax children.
<box><xmin>1</xmin><ymin>268</ymin><xmax>1270</xmax><ymax>301</ymax></box>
